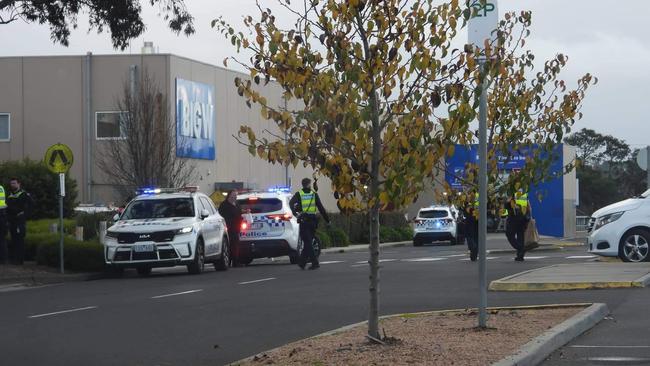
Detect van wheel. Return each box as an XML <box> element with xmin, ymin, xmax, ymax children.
<box><xmin>214</xmin><ymin>237</ymin><xmax>230</xmax><ymax>271</ymax></box>
<box><xmin>619</xmin><ymin>229</ymin><xmax>650</xmax><ymax>262</ymax></box>
<box><xmin>188</xmin><ymin>239</ymin><xmax>205</xmax><ymax>274</ymax></box>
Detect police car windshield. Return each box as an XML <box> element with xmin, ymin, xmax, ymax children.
<box><xmin>237</xmin><ymin>198</ymin><xmax>283</xmax><ymax>214</ymax></box>
<box><xmin>122</xmin><ymin>198</ymin><xmax>195</xmax><ymax>219</ymax></box>
<box><xmin>419</xmin><ymin>210</ymin><xmax>449</xmax><ymax>219</ymax></box>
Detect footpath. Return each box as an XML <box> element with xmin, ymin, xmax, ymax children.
<box><xmin>0</xmin><ymin>262</ymin><xmax>101</xmax><ymax>290</ymax></box>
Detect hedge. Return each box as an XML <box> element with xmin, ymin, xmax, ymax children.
<box><xmin>27</xmin><ymin>218</ymin><xmax>76</xmax><ymax>236</ymax></box>
<box><xmin>0</xmin><ymin>159</ymin><xmax>78</xmax><ymax>219</ymax></box>
<box><xmin>327</xmin><ymin>212</ymin><xmax>409</xmax><ymax>244</ymax></box>
<box><xmin>315</xmin><ymin>230</ymin><xmax>332</xmax><ymax>249</ymax></box>
<box><xmin>74</xmin><ymin>212</ymin><xmax>115</xmax><ymax>240</ymax></box>
<box><xmin>24</xmin><ymin>233</ymin><xmax>104</xmax><ymax>272</ymax></box>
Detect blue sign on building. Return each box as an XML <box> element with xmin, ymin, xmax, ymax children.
<box><xmin>445</xmin><ymin>144</ymin><xmax>565</xmax><ymax>237</ymax></box>
<box><xmin>176</xmin><ymin>78</ymin><xmax>215</xmax><ymax>160</ymax></box>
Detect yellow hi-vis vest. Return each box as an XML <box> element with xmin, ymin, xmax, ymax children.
<box><xmin>515</xmin><ymin>192</ymin><xmax>529</xmax><ymax>212</ymax></box>
<box><xmin>0</xmin><ymin>185</ymin><xmax>6</xmax><ymax>209</ymax></box>
<box><xmin>299</xmin><ymin>189</ymin><xmax>317</xmax><ymax>214</ymax></box>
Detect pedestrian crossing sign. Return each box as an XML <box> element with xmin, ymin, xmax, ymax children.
<box><xmin>44</xmin><ymin>143</ymin><xmax>74</xmax><ymax>174</ymax></box>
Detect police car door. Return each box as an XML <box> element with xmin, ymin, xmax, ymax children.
<box><xmin>199</xmin><ymin>197</ymin><xmax>219</xmax><ymax>255</ymax></box>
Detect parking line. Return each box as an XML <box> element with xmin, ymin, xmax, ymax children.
<box><xmin>523</xmin><ymin>256</ymin><xmax>548</xmax><ymax>259</ymax></box>
<box><xmin>319</xmin><ymin>261</ymin><xmax>344</xmax><ymax>265</ymax></box>
<box><xmin>460</xmin><ymin>257</ymin><xmax>498</xmax><ymax>261</ymax></box>
<box><xmin>29</xmin><ymin>306</ymin><xmax>98</xmax><ymax>319</ymax></box>
<box><xmin>566</xmin><ymin>255</ymin><xmax>597</xmax><ymax>259</ymax></box>
<box><xmin>239</xmin><ymin>277</ymin><xmax>276</xmax><ymax>285</ymax></box>
<box><xmin>151</xmin><ymin>289</ymin><xmax>203</xmax><ymax>299</ymax></box>
<box><xmin>443</xmin><ymin>254</ymin><xmax>467</xmax><ymax>258</ymax></box>
<box><xmin>403</xmin><ymin>257</ymin><xmax>447</xmax><ymax>262</ymax></box>
<box><xmin>570</xmin><ymin>345</ymin><xmax>650</xmax><ymax>349</ymax></box>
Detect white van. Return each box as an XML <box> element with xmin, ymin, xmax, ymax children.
<box><xmin>588</xmin><ymin>189</ymin><xmax>650</xmax><ymax>262</ymax></box>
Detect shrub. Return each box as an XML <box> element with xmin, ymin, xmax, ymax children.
<box><xmin>396</xmin><ymin>226</ymin><xmax>414</xmax><ymax>241</ymax></box>
<box><xmin>0</xmin><ymin>159</ymin><xmax>78</xmax><ymax>219</ymax></box>
<box><xmin>27</xmin><ymin>219</ymin><xmax>76</xmax><ymax>235</ymax></box>
<box><xmin>327</xmin><ymin>211</ymin><xmax>409</xmax><ymax>244</ymax></box>
<box><xmin>379</xmin><ymin>226</ymin><xmax>402</xmax><ymax>243</ymax></box>
<box><xmin>315</xmin><ymin>230</ymin><xmax>332</xmax><ymax>249</ymax></box>
<box><xmin>326</xmin><ymin>226</ymin><xmax>350</xmax><ymax>247</ymax></box>
<box><xmin>74</xmin><ymin>212</ymin><xmax>114</xmax><ymax>240</ymax></box>
<box><xmin>35</xmin><ymin>235</ymin><xmax>104</xmax><ymax>272</ymax></box>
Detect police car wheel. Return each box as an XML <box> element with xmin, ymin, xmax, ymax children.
<box><xmin>413</xmin><ymin>239</ymin><xmax>423</xmax><ymax>247</ymax></box>
<box><xmin>188</xmin><ymin>239</ymin><xmax>205</xmax><ymax>274</ymax></box>
<box><xmin>136</xmin><ymin>266</ymin><xmax>152</xmax><ymax>276</ymax></box>
<box><xmin>214</xmin><ymin>236</ymin><xmax>230</xmax><ymax>271</ymax></box>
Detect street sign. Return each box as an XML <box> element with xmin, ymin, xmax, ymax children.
<box><xmin>636</xmin><ymin>147</ymin><xmax>648</xmax><ymax>171</ymax></box>
<box><xmin>59</xmin><ymin>173</ymin><xmax>66</xmax><ymax>197</ymax></box>
<box><xmin>468</xmin><ymin>0</ymin><xmax>499</xmax><ymax>53</ymax></box>
<box><xmin>44</xmin><ymin>143</ymin><xmax>74</xmax><ymax>174</ymax></box>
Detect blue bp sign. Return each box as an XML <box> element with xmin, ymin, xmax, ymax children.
<box><xmin>446</xmin><ymin>144</ymin><xmax>566</xmax><ymax>237</ymax></box>
<box><xmin>176</xmin><ymin>78</ymin><xmax>215</xmax><ymax>160</ymax></box>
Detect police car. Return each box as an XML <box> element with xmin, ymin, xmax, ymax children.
<box><xmin>236</xmin><ymin>187</ymin><xmax>311</xmax><ymax>265</ymax></box>
<box><xmin>103</xmin><ymin>187</ymin><xmax>230</xmax><ymax>275</ymax></box>
<box><xmin>413</xmin><ymin>205</ymin><xmax>463</xmax><ymax>246</ymax></box>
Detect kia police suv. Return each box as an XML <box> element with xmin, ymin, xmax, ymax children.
<box><xmin>236</xmin><ymin>189</ymin><xmax>303</xmax><ymax>265</ymax></box>
<box><xmin>412</xmin><ymin>205</ymin><xmax>463</xmax><ymax>246</ymax></box>
<box><xmin>104</xmin><ymin>188</ymin><xmax>230</xmax><ymax>275</ymax></box>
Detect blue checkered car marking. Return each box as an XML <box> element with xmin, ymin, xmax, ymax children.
<box><xmin>252</xmin><ymin>216</ymin><xmax>286</xmax><ymax>229</ymax></box>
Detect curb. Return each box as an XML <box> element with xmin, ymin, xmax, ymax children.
<box><xmin>0</xmin><ymin>271</ymin><xmax>107</xmax><ymax>287</ymax></box>
<box><xmin>493</xmin><ymin>303</ymin><xmax>609</xmax><ymax>366</ymax></box>
<box><xmin>321</xmin><ymin>241</ymin><xmax>409</xmax><ymax>254</ymax></box>
<box><xmin>489</xmin><ymin>265</ymin><xmax>650</xmax><ymax>292</ymax></box>
<box><xmin>228</xmin><ymin>303</ymin><xmax>598</xmax><ymax>366</ymax></box>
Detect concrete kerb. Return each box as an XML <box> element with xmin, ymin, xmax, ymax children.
<box><xmin>321</xmin><ymin>241</ymin><xmax>409</xmax><ymax>254</ymax></box>
<box><xmin>228</xmin><ymin>303</ymin><xmax>603</xmax><ymax>366</ymax></box>
<box><xmin>489</xmin><ymin>264</ymin><xmax>650</xmax><ymax>291</ymax></box>
<box><xmin>0</xmin><ymin>271</ymin><xmax>107</xmax><ymax>287</ymax></box>
<box><xmin>493</xmin><ymin>303</ymin><xmax>609</xmax><ymax>366</ymax></box>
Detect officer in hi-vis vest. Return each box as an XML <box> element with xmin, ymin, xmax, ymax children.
<box><xmin>506</xmin><ymin>189</ymin><xmax>530</xmax><ymax>261</ymax></box>
<box><xmin>290</xmin><ymin>178</ymin><xmax>330</xmax><ymax>270</ymax></box>
<box><xmin>0</xmin><ymin>183</ymin><xmax>7</xmax><ymax>264</ymax></box>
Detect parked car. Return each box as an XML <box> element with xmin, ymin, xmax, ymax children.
<box><xmin>237</xmin><ymin>188</ymin><xmax>320</xmax><ymax>265</ymax></box>
<box><xmin>588</xmin><ymin>189</ymin><xmax>650</xmax><ymax>262</ymax></box>
<box><xmin>103</xmin><ymin>187</ymin><xmax>230</xmax><ymax>275</ymax></box>
<box><xmin>413</xmin><ymin>205</ymin><xmax>464</xmax><ymax>246</ymax></box>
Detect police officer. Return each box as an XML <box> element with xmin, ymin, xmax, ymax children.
<box><xmin>7</xmin><ymin>177</ymin><xmax>32</xmax><ymax>265</ymax></box>
<box><xmin>464</xmin><ymin>193</ymin><xmax>479</xmax><ymax>262</ymax></box>
<box><xmin>290</xmin><ymin>178</ymin><xmax>330</xmax><ymax>270</ymax></box>
<box><xmin>0</xmin><ymin>183</ymin><xmax>8</xmax><ymax>264</ymax></box>
<box><xmin>505</xmin><ymin>189</ymin><xmax>530</xmax><ymax>261</ymax></box>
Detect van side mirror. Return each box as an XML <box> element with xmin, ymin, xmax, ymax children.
<box><xmin>200</xmin><ymin>209</ymin><xmax>210</xmax><ymax>220</ymax></box>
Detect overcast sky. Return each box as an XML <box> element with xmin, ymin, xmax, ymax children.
<box><xmin>0</xmin><ymin>0</ymin><xmax>648</xmax><ymax>148</ymax></box>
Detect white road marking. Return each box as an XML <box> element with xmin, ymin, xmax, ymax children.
<box><xmin>151</xmin><ymin>289</ymin><xmax>203</xmax><ymax>299</ymax></box>
<box><xmin>355</xmin><ymin>259</ymin><xmax>397</xmax><ymax>264</ymax></box>
<box><xmin>443</xmin><ymin>254</ymin><xmax>467</xmax><ymax>258</ymax></box>
<box><xmin>460</xmin><ymin>257</ymin><xmax>498</xmax><ymax>261</ymax></box>
<box><xmin>319</xmin><ymin>261</ymin><xmax>344</xmax><ymax>265</ymax></box>
<box><xmin>29</xmin><ymin>306</ymin><xmax>98</xmax><ymax>319</ymax></box>
<box><xmin>582</xmin><ymin>357</ymin><xmax>650</xmax><ymax>362</ymax></box>
<box><xmin>571</xmin><ymin>345</ymin><xmax>650</xmax><ymax>349</ymax></box>
<box><xmin>403</xmin><ymin>257</ymin><xmax>447</xmax><ymax>262</ymax></box>
<box><xmin>238</xmin><ymin>277</ymin><xmax>276</xmax><ymax>285</ymax></box>
<box><xmin>523</xmin><ymin>256</ymin><xmax>548</xmax><ymax>260</ymax></box>
<box><xmin>566</xmin><ymin>255</ymin><xmax>597</xmax><ymax>259</ymax></box>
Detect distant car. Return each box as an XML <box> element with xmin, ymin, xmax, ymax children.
<box><xmin>413</xmin><ymin>205</ymin><xmax>463</xmax><ymax>246</ymax></box>
<box><xmin>103</xmin><ymin>188</ymin><xmax>230</xmax><ymax>275</ymax></box>
<box><xmin>588</xmin><ymin>189</ymin><xmax>650</xmax><ymax>262</ymax></box>
<box><xmin>237</xmin><ymin>188</ymin><xmax>320</xmax><ymax>265</ymax></box>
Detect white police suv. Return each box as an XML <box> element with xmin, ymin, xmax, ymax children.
<box><xmin>104</xmin><ymin>187</ymin><xmax>230</xmax><ymax>275</ymax></box>
<box><xmin>236</xmin><ymin>188</ymin><xmax>305</xmax><ymax>265</ymax></box>
<box><xmin>413</xmin><ymin>205</ymin><xmax>463</xmax><ymax>246</ymax></box>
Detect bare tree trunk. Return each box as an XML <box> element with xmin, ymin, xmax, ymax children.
<box><xmin>368</xmin><ymin>90</ymin><xmax>382</xmax><ymax>340</ymax></box>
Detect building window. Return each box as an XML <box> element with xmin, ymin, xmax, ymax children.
<box><xmin>96</xmin><ymin>111</ymin><xmax>127</xmax><ymax>139</ymax></box>
<box><xmin>0</xmin><ymin>113</ymin><xmax>9</xmax><ymax>142</ymax></box>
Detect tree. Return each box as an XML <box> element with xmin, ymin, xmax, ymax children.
<box><xmin>0</xmin><ymin>0</ymin><xmax>194</xmax><ymax>49</ymax></box>
<box><xmin>214</xmin><ymin>0</ymin><xmax>595</xmax><ymax>338</ymax></box>
<box><xmin>96</xmin><ymin>69</ymin><xmax>196</xmax><ymax>199</ymax></box>
<box><xmin>565</xmin><ymin>128</ymin><xmax>605</xmax><ymax>166</ymax></box>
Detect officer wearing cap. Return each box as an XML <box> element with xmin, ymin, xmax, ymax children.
<box><xmin>290</xmin><ymin>178</ymin><xmax>330</xmax><ymax>270</ymax></box>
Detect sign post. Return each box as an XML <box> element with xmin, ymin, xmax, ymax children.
<box><xmin>44</xmin><ymin>143</ymin><xmax>74</xmax><ymax>274</ymax></box>
<box><xmin>636</xmin><ymin>147</ymin><xmax>650</xmax><ymax>190</ymax></box>
<box><xmin>468</xmin><ymin>0</ymin><xmax>498</xmax><ymax>329</ymax></box>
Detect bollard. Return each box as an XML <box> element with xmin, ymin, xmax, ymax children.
<box><xmin>49</xmin><ymin>223</ymin><xmax>58</xmax><ymax>234</ymax></box>
<box><xmin>99</xmin><ymin>221</ymin><xmax>107</xmax><ymax>244</ymax></box>
<box><xmin>75</xmin><ymin>226</ymin><xmax>84</xmax><ymax>241</ymax></box>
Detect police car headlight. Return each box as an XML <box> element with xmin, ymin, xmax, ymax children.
<box><xmin>593</xmin><ymin>212</ymin><xmax>624</xmax><ymax>231</ymax></box>
<box><xmin>176</xmin><ymin>226</ymin><xmax>193</xmax><ymax>235</ymax></box>
<box><xmin>105</xmin><ymin>230</ymin><xmax>118</xmax><ymax>239</ymax></box>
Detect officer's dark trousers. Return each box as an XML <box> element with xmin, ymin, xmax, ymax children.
<box><xmin>0</xmin><ymin>211</ymin><xmax>7</xmax><ymax>264</ymax></box>
<box><xmin>299</xmin><ymin>217</ymin><xmax>319</xmax><ymax>266</ymax></box>
<box><xmin>227</xmin><ymin>229</ymin><xmax>241</xmax><ymax>265</ymax></box>
<box><xmin>466</xmin><ymin>220</ymin><xmax>479</xmax><ymax>260</ymax></box>
<box><xmin>506</xmin><ymin>217</ymin><xmax>526</xmax><ymax>258</ymax></box>
<box><xmin>8</xmin><ymin>217</ymin><xmax>26</xmax><ymax>265</ymax></box>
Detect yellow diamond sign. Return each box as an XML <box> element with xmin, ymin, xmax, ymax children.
<box><xmin>44</xmin><ymin>143</ymin><xmax>74</xmax><ymax>174</ymax></box>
